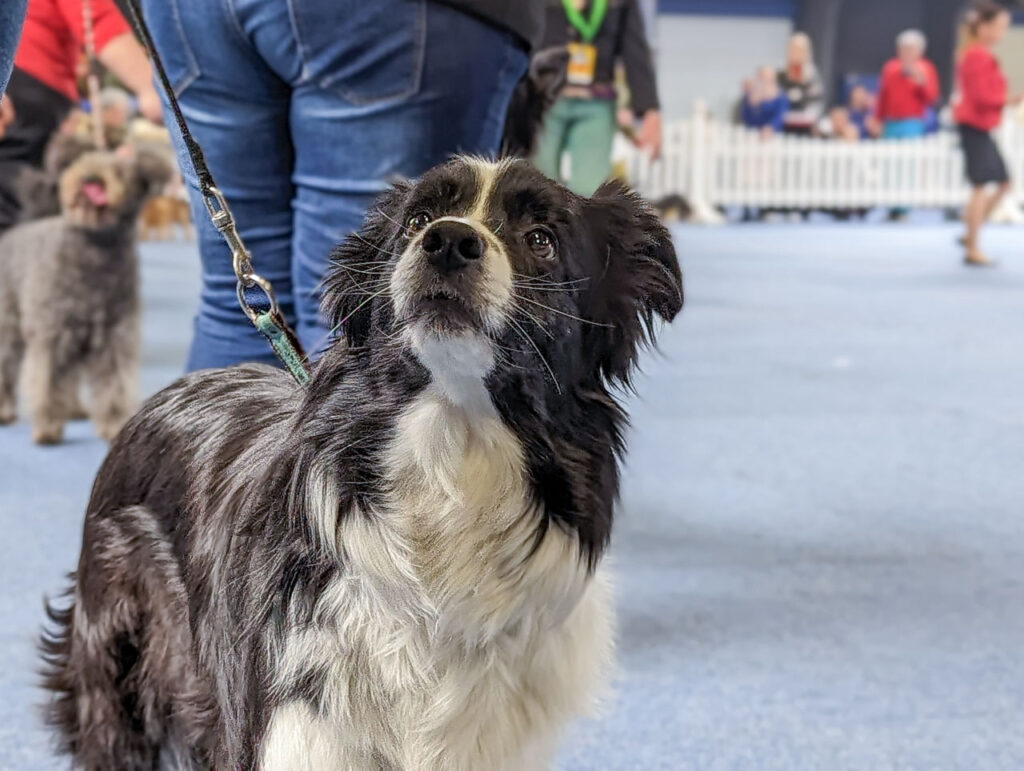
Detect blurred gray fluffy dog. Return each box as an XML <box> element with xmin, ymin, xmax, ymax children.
<box><xmin>0</xmin><ymin>146</ymin><xmax>172</xmax><ymax>444</ymax></box>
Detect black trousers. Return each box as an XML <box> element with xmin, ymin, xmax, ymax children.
<box><xmin>0</xmin><ymin>68</ymin><xmax>72</xmax><ymax>231</ymax></box>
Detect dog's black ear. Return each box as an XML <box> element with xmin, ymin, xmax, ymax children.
<box><xmin>529</xmin><ymin>45</ymin><xmax>570</xmax><ymax>102</ymax></box>
<box><xmin>322</xmin><ymin>180</ymin><xmax>410</xmax><ymax>346</ymax></box>
<box><xmin>582</xmin><ymin>179</ymin><xmax>683</xmax><ymax>384</ymax></box>
<box><xmin>501</xmin><ymin>46</ymin><xmax>569</xmax><ymax>157</ymax></box>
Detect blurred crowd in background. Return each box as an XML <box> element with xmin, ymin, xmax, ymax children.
<box><xmin>0</xmin><ymin>1</ymin><xmax>1021</xmax><ymax>258</ymax></box>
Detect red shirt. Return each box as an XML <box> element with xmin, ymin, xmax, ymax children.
<box><xmin>954</xmin><ymin>44</ymin><xmax>1007</xmax><ymax>131</ymax></box>
<box><xmin>13</xmin><ymin>0</ymin><xmax>131</xmax><ymax>101</ymax></box>
<box><xmin>875</xmin><ymin>58</ymin><xmax>939</xmax><ymax>122</ymax></box>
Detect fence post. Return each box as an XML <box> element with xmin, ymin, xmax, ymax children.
<box><xmin>688</xmin><ymin>99</ymin><xmax>724</xmax><ymax>224</ymax></box>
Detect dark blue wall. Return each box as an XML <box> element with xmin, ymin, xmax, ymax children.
<box><xmin>658</xmin><ymin>0</ymin><xmax>796</xmax><ymax>17</ymax></box>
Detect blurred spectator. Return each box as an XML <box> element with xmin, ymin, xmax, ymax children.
<box><xmin>741</xmin><ymin>66</ymin><xmax>788</xmax><ymax>137</ymax></box>
<box><xmin>534</xmin><ymin>0</ymin><xmax>661</xmax><ymax>196</ymax></box>
<box><xmin>778</xmin><ymin>32</ymin><xmax>824</xmax><ymax>136</ymax></box>
<box><xmin>848</xmin><ymin>85</ymin><xmax>881</xmax><ymax>139</ymax></box>
<box><xmin>97</xmin><ymin>86</ymin><xmax>134</xmax><ymax>146</ymax></box>
<box><xmin>820</xmin><ymin>107</ymin><xmax>860</xmax><ymax>143</ymax></box>
<box><xmin>0</xmin><ymin>0</ymin><xmax>161</xmax><ymax>231</ymax></box>
<box><xmin>955</xmin><ymin>1</ymin><xmax>1023</xmax><ymax>266</ymax></box>
<box><xmin>876</xmin><ymin>30</ymin><xmax>938</xmax><ymax>140</ymax></box>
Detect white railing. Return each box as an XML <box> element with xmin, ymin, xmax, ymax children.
<box><xmin>616</xmin><ymin>101</ymin><xmax>1024</xmax><ymax>224</ymax></box>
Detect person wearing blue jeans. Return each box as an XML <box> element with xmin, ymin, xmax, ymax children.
<box><xmin>0</xmin><ymin>0</ymin><xmax>27</xmax><ymax>119</ymax></box>
<box><xmin>140</xmin><ymin>0</ymin><xmax>540</xmax><ymax>370</ymax></box>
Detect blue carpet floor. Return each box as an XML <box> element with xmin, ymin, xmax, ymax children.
<box><xmin>2</xmin><ymin>224</ymin><xmax>1023</xmax><ymax>770</ymax></box>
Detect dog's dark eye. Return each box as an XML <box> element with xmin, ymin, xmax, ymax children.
<box><xmin>526</xmin><ymin>229</ymin><xmax>555</xmax><ymax>259</ymax></box>
<box><xmin>406</xmin><ymin>212</ymin><xmax>432</xmax><ymax>234</ymax></box>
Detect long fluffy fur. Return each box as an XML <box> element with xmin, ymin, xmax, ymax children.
<box><xmin>40</xmin><ymin>157</ymin><xmax>682</xmax><ymax>770</ymax></box>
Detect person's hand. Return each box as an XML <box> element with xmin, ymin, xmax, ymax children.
<box><xmin>0</xmin><ymin>95</ymin><xmax>14</xmax><ymax>139</ymax></box>
<box><xmin>759</xmin><ymin>125</ymin><xmax>775</xmax><ymax>140</ymax></box>
<box><xmin>616</xmin><ymin>107</ymin><xmax>635</xmax><ymax>133</ymax></box>
<box><xmin>865</xmin><ymin>116</ymin><xmax>883</xmax><ymax>138</ymax></box>
<box><xmin>1009</xmin><ymin>92</ymin><xmax>1024</xmax><ymax>107</ymax></box>
<box><xmin>136</xmin><ymin>86</ymin><xmax>164</xmax><ymax>124</ymax></box>
<box><xmin>636</xmin><ymin>110</ymin><xmax>662</xmax><ymax>159</ymax></box>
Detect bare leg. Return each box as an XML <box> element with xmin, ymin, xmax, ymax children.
<box><xmin>982</xmin><ymin>181</ymin><xmax>1011</xmax><ymax>221</ymax></box>
<box><xmin>23</xmin><ymin>340</ymin><xmax>65</xmax><ymax>444</ymax></box>
<box><xmin>86</xmin><ymin>319</ymin><xmax>139</xmax><ymax>441</ymax></box>
<box><xmin>963</xmin><ymin>186</ymin><xmax>992</xmax><ymax>264</ymax></box>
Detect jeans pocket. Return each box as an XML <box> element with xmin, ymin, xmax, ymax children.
<box><xmin>289</xmin><ymin>0</ymin><xmax>426</xmax><ymax>106</ymax></box>
<box><xmin>144</xmin><ymin>0</ymin><xmax>200</xmax><ymax>97</ymax></box>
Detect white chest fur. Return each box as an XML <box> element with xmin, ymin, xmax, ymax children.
<box><xmin>261</xmin><ymin>390</ymin><xmax>614</xmax><ymax>771</ymax></box>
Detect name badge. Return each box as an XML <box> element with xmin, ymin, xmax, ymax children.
<box><xmin>566</xmin><ymin>42</ymin><xmax>598</xmax><ymax>86</ymax></box>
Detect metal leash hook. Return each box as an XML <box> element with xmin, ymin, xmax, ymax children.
<box><xmin>203</xmin><ymin>187</ymin><xmax>311</xmax><ymax>385</ymax></box>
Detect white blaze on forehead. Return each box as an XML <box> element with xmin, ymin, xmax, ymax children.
<box><xmin>463</xmin><ymin>157</ymin><xmax>517</xmax><ymax>221</ymax></box>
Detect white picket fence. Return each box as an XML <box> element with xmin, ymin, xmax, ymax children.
<box><xmin>617</xmin><ymin>102</ymin><xmax>1024</xmax><ymax>223</ymax></box>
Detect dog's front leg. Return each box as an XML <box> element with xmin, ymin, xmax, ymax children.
<box><xmin>52</xmin><ymin>367</ymin><xmax>87</xmax><ymax>421</ymax></box>
<box><xmin>0</xmin><ymin>308</ymin><xmax>23</xmax><ymax>425</ymax></box>
<box><xmin>85</xmin><ymin>317</ymin><xmax>139</xmax><ymax>441</ymax></box>
<box><xmin>22</xmin><ymin>338</ymin><xmax>65</xmax><ymax>444</ymax></box>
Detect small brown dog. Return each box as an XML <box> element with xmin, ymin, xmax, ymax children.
<box><xmin>0</xmin><ymin>146</ymin><xmax>172</xmax><ymax>444</ymax></box>
<box><xmin>139</xmin><ymin>191</ymin><xmax>193</xmax><ymax>241</ymax></box>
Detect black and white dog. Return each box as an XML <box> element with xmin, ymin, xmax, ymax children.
<box><xmin>41</xmin><ymin>157</ymin><xmax>682</xmax><ymax>770</ymax></box>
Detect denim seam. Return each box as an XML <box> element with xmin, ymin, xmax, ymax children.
<box><xmin>219</xmin><ymin>0</ymin><xmax>252</xmax><ymax>57</ymax></box>
<box><xmin>313</xmin><ymin>0</ymin><xmax>426</xmax><ymax>107</ymax></box>
<box><xmin>284</xmin><ymin>0</ymin><xmax>313</xmax><ymax>83</ymax></box>
<box><xmin>167</xmin><ymin>0</ymin><xmax>200</xmax><ymax>96</ymax></box>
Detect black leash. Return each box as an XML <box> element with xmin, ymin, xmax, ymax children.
<box><xmin>121</xmin><ymin>0</ymin><xmax>311</xmax><ymax>385</ymax></box>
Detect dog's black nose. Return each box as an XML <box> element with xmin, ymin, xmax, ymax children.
<box><xmin>421</xmin><ymin>221</ymin><xmax>483</xmax><ymax>275</ymax></box>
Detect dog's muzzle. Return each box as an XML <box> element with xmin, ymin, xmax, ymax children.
<box><xmin>395</xmin><ymin>219</ymin><xmax>495</xmax><ymax>335</ymax></box>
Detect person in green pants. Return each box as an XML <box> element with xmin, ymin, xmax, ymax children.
<box><xmin>534</xmin><ymin>0</ymin><xmax>662</xmax><ymax>196</ymax></box>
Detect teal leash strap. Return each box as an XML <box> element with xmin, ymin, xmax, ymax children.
<box><xmin>255</xmin><ymin>312</ymin><xmax>312</xmax><ymax>386</ymax></box>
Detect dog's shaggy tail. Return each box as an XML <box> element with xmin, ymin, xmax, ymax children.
<box><xmin>40</xmin><ymin>586</ymin><xmax>78</xmax><ymax>755</ymax></box>
<box><xmin>39</xmin><ymin>506</ymin><xmax>217</xmax><ymax>770</ymax></box>
<box><xmin>40</xmin><ymin>578</ymin><xmax>167</xmax><ymax>771</ymax></box>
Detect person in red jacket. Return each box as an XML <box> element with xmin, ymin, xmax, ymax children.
<box><xmin>954</xmin><ymin>2</ymin><xmax>1022</xmax><ymax>266</ymax></box>
<box><xmin>875</xmin><ymin>29</ymin><xmax>939</xmax><ymax>220</ymax></box>
<box><xmin>876</xmin><ymin>29</ymin><xmax>939</xmax><ymax>139</ymax></box>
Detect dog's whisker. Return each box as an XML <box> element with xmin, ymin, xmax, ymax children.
<box><xmin>506</xmin><ymin>315</ymin><xmax>562</xmax><ymax>395</ymax></box>
<box><xmin>510</xmin><ymin>302</ymin><xmax>555</xmax><ymax>340</ymax></box>
<box><xmin>517</xmin><ymin>296</ymin><xmax>613</xmax><ymax>328</ymax></box>
<box><xmin>513</xmin><ymin>273</ymin><xmax>590</xmax><ymax>286</ymax></box>
<box><xmin>373</xmin><ymin>207</ymin><xmax>413</xmax><ymax>237</ymax></box>
<box><xmin>326</xmin><ymin>285</ymin><xmax>393</xmax><ymax>338</ymax></box>
<box><xmin>350</xmin><ymin>232</ymin><xmax>405</xmax><ymax>261</ymax></box>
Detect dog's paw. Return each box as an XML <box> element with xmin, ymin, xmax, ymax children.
<box><xmin>31</xmin><ymin>424</ymin><xmax>64</xmax><ymax>445</ymax></box>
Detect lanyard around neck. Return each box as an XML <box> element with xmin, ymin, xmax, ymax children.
<box><xmin>562</xmin><ymin>0</ymin><xmax>608</xmax><ymax>43</ymax></box>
